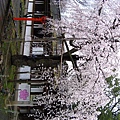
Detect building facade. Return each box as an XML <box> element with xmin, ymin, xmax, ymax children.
<box><xmin>12</xmin><ymin>0</ymin><xmax>62</xmax><ymax>119</ymax></box>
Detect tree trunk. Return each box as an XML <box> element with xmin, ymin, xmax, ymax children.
<box><xmin>11</xmin><ymin>54</ymin><xmax>79</xmax><ymax>67</ymax></box>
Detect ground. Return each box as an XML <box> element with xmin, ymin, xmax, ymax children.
<box><xmin>0</xmin><ymin>0</ymin><xmax>24</xmax><ymax>119</ymax></box>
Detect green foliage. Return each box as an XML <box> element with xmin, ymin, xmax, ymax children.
<box><xmin>105</xmin><ymin>75</ymin><xmax>120</xmax><ymax>98</ymax></box>
<box><xmin>0</xmin><ymin>93</ymin><xmax>5</xmax><ymax>108</ymax></box>
<box><xmin>111</xmin><ymin>86</ymin><xmax>120</xmax><ymax>97</ymax></box>
<box><xmin>98</xmin><ymin>75</ymin><xmax>120</xmax><ymax>120</ymax></box>
<box><xmin>114</xmin><ymin>78</ymin><xmax>120</xmax><ymax>86</ymax></box>
<box><xmin>98</xmin><ymin>108</ymin><xmax>113</xmax><ymax>120</ymax></box>
<box><xmin>116</xmin><ymin>113</ymin><xmax>120</xmax><ymax>120</ymax></box>
<box><xmin>99</xmin><ymin>110</ymin><xmax>120</xmax><ymax>120</ymax></box>
<box><xmin>105</xmin><ymin>75</ymin><xmax>114</xmax><ymax>88</ymax></box>
<box><xmin>98</xmin><ymin>103</ymin><xmax>120</xmax><ymax>120</ymax></box>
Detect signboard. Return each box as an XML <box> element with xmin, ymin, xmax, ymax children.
<box><xmin>19</xmin><ymin>66</ymin><xmax>31</xmax><ymax>79</ymax></box>
<box><xmin>18</xmin><ymin>83</ymin><xmax>30</xmax><ymax>101</ymax></box>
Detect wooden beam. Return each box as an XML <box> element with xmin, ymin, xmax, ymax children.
<box><xmin>1</xmin><ymin>37</ymin><xmax>87</xmax><ymax>42</ymax></box>
<box><xmin>6</xmin><ymin>101</ymin><xmax>37</xmax><ymax>107</ymax></box>
<box><xmin>8</xmin><ymin>80</ymin><xmax>48</xmax><ymax>83</ymax></box>
<box><xmin>15</xmin><ymin>71</ymin><xmax>30</xmax><ymax>74</ymax></box>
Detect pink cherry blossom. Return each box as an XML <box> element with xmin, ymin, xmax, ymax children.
<box><xmin>19</xmin><ymin>89</ymin><xmax>29</xmax><ymax>100</ymax></box>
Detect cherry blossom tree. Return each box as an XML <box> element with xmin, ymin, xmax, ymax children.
<box><xmin>22</xmin><ymin>0</ymin><xmax>120</xmax><ymax>120</ymax></box>
<box><xmin>43</xmin><ymin>0</ymin><xmax>120</xmax><ymax>120</ymax></box>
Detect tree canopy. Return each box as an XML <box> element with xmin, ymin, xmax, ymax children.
<box><xmin>16</xmin><ymin>0</ymin><xmax>120</xmax><ymax>119</ymax></box>
<box><xmin>44</xmin><ymin>0</ymin><xmax>120</xmax><ymax>119</ymax></box>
